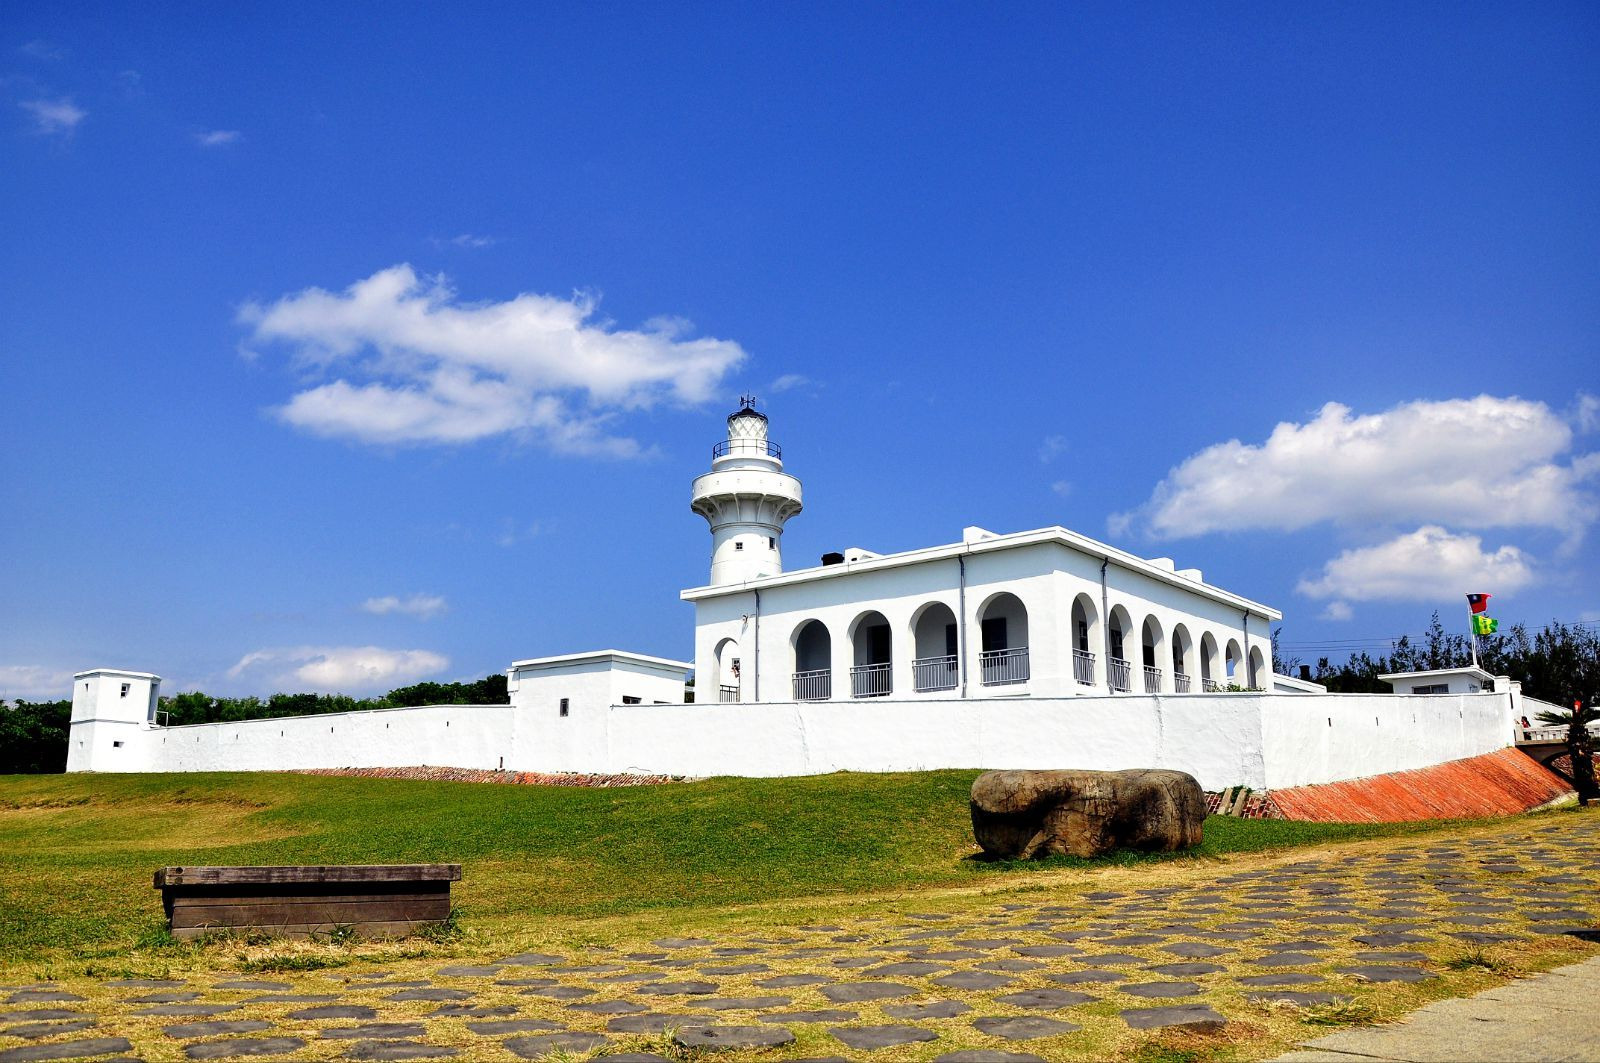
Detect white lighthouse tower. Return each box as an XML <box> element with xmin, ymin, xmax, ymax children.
<box><xmin>691</xmin><ymin>397</ymin><xmax>803</xmax><ymax>586</ymax></box>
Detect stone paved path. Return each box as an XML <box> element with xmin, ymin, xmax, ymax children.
<box><xmin>1275</xmin><ymin>955</ymin><xmax>1600</xmax><ymax>1062</ymax></box>
<box><xmin>2</xmin><ymin>812</ymin><xmax>1597</xmax><ymax>1060</ymax></box>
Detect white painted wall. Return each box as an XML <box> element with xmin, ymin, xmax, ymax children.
<box><xmin>117</xmin><ymin>704</ymin><xmax>515</xmax><ymax>774</ymax></box>
<box><xmin>76</xmin><ymin>689</ymin><xmax>1514</xmax><ymax>793</ymax></box>
<box><xmin>1260</xmin><ymin>693</ymin><xmax>1510</xmax><ymax>789</ymax></box>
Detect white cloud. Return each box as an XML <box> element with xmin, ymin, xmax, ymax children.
<box><xmin>19</xmin><ymin>96</ymin><xmax>84</xmax><ymax>136</ymax></box>
<box><xmin>240</xmin><ymin>265</ymin><xmax>747</xmax><ymax>455</ymax></box>
<box><xmin>1296</xmin><ymin>525</ymin><xmax>1535</xmax><ymax>603</ymax></box>
<box><xmin>1050</xmin><ymin>480</ymin><xmax>1072</xmax><ymax>498</ymax></box>
<box><xmin>1320</xmin><ymin>601</ymin><xmax>1354</xmax><ymax>622</ymax></box>
<box><xmin>195</xmin><ymin>129</ymin><xmax>241</xmax><ymax>147</ymax></box>
<box><xmin>1038</xmin><ymin>435</ymin><xmax>1067</xmax><ymax>463</ymax></box>
<box><xmin>1578</xmin><ymin>393</ymin><xmax>1600</xmax><ymax>434</ymax></box>
<box><xmin>361</xmin><ymin>593</ymin><xmax>448</xmax><ymax>619</ymax></box>
<box><xmin>435</xmin><ymin>233</ymin><xmax>495</xmax><ymax>249</ymax></box>
<box><xmin>769</xmin><ymin>373</ymin><xmax>810</xmax><ymax>393</ymax></box>
<box><xmin>1119</xmin><ymin>396</ymin><xmax>1600</xmax><ymax>542</ymax></box>
<box><xmin>19</xmin><ymin>40</ymin><xmax>66</xmax><ymax>61</ymax></box>
<box><xmin>495</xmin><ymin>518</ymin><xmax>544</xmax><ymax>548</ymax></box>
<box><xmin>0</xmin><ymin>664</ymin><xmax>76</xmax><ymax>702</ymax></box>
<box><xmin>227</xmin><ymin>646</ymin><xmax>448</xmax><ymax>693</ymax></box>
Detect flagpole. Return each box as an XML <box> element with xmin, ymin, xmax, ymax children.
<box><xmin>1467</xmin><ymin>598</ymin><xmax>1479</xmax><ymax>667</ymax></box>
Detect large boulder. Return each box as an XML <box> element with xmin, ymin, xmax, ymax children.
<box><xmin>971</xmin><ymin>768</ymin><xmax>1205</xmax><ymax>860</ymax></box>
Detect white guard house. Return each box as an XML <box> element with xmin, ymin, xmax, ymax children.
<box><xmin>1378</xmin><ymin>665</ymin><xmax>1496</xmax><ymax>696</ymax></box>
<box><xmin>686</xmin><ymin>402</ymin><xmax>1279</xmax><ymax>704</ymax></box>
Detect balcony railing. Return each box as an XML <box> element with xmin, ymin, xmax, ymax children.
<box><xmin>1072</xmin><ymin>649</ymin><xmax>1096</xmax><ymax>685</ymax></box>
<box><xmin>718</xmin><ymin>684</ymin><xmax>739</xmax><ymax>703</ymax></box>
<box><xmin>1173</xmin><ymin>671</ymin><xmax>1191</xmax><ymax>693</ymax></box>
<box><xmin>851</xmin><ymin>662</ymin><xmax>892</xmax><ymax>698</ymax></box>
<box><xmin>980</xmin><ymin>646</ymin><xmax>1030</xmax><ymax>686</ymax></box>
<box><xmin>913</xmin><ymin>655</ymin><xmax>958</xmax><ymax>692</ymax></box>
<box><xmin>1202</xmin><ymin>678</ymin><xmax>1222</xmax><ymax>693</ymax></box>
<box><xmin>1109</xmin><ymin>657</ymin><xmax>1132</xmax><ymax>692</ymax></box>
<box><xmin>712</xmin><ymin>438</ymin><xmax>781</xmax><ymax>460</ymax></box>
<box><xmin>792</xmin><ymin>668</ymin><xmax>831</xmax><ymax>701</ymax></box>
<box><xmin>1143</xmin><ymin>665</ymin><xmax>1163</xmax><ymax>693</ymax></box>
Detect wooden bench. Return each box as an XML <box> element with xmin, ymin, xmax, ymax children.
<box><xmin>153</xmin><ymin>864</ymin><xmax>462</xmax><ymax>940</ymax></box>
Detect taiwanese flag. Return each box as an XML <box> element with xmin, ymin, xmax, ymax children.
<box><xmin>1467</xmin><ymin>593</ymin><xmax>1491</xmax><ymax>614</ymax></box>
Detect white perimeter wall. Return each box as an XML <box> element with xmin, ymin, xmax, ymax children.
<box><xmin>80</xmin><ymin>691</ymin><xmax>1515</xmax><ymax>792</ymax></box>
<box><xmin>121</xmin><ymin>705</ymin><xmax>515</xmax><ymax>773</ymax></box>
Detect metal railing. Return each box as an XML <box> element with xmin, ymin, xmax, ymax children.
<box><xmin>1072</xmin><ymin>649</ymin><xmax>1096</xmax><ymax>685</ymax></box>
<box><xmin>718</xmin><ymin>684</ymin><xmax>739</xmax><ymax>703</ymax></box>
<box><xmin>850</xmin><ymin>662</ymin><xmax>892</xmax><ymax>698</ymax></box>
<box><xmin>712</xmin><ymin>438</ymin><xmax>781</xmax><ymax>460</ymax></box>
<box><xmin>1202</xmin><ymin>678</ymin><xmax>1222</xmax><ymax>692</ymax></box>
<box><xmin>792</xmin><ymin>668</ymin><xmax>831</xmax><ymax>701</ymax></box>
<box><xmin>1173</xmin><ymin>671</ymin><xmax>1191</xmax><ymax>693</ymax></box>
<box><xmin>912</xmin><ymin>655</ymin><xmax>958</xmax><ymax>692</ymax></box>
<box><xmin>1143</xmin><ymin>665</ymin><xmax>1163</xmax><ymax>693</ymax></box>
<box><xmin>1109</xmin><ymin>657</ymin><xmax>1132</xmax><ymax>692</ymax></box>
<box><xmin>980</xmin><ymin>647</ymin><xmax>1030</xmax><ymax>686</ymax></box>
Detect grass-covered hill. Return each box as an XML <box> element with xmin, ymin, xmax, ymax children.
<box><xmin>0</xmin><ymin>770</ymin><xmax>1465</xmax><ymax>970</ymax></box>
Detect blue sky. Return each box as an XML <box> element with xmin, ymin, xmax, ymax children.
<box><xmin>2</xmin><ymin>2</ymin><xmax>1596</xmax><ymax>699</ymax></box>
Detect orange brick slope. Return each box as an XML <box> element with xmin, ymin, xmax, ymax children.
<box><xmin>1270</xmin><ymin>748</ymin><xmax>1573</xmax><ymax>822</ymax></box>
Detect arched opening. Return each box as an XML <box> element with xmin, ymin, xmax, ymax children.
<box><xmin>1199</xmin><ymin>632</ymin><xmax>1220</xmax><ymax>691</ymax></box>
<box><xmin>1225</xmin><ymin>639</ymin><xmax>1243</xmax><ymax>685</ymax></box>
<box><xmin>791</xmin><ymin>620</ymin><xmax>832</xmax><ymax>700</ymax></box>
<box><xmin>911</xmin><ymin>601</ymin><xmax>959</xmax><ymax>692</ymax></box>
<box><xmin>1070</xmin><ymin>593</ymin><xmax>1098</xmax><ymax>686</ymax></box>
<box><xmin>977</xmin><ymin>592</ymin><xmax>1030</xmax><ymax>686</ymax></box>
<box><xmin>714</xmin><ymin>637</ymin><xmax>741</xmax><ymax>703</ymax></box>
<box><xmin>849</xmin><ymin>610</ymin><xmax>893</xmax><ymax>697</ymax></box>
<box><xmin>1107</xmin><ymin>605</ymin><xmax>1135</xmax><ymax>691</ymax></box>
<box><xmin>1141</xmin><ymin>616</ymin><xmax>1166</xmax><ymax>693</ymax></box>
<box><xmin>1248</xmin><ymin>646</ymin><xmax>1266</xmax><ymax>689</ymax></box>
<box><xmin>1171</xmin><ymin>624</ymin><xmax>1193</xmax><ymax>692</ymax></box>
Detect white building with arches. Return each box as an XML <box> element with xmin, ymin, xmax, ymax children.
<box><xmin>686</xmin><ymin>402</ymin><xmax>1277</xmax><ymax>706</ymax></box>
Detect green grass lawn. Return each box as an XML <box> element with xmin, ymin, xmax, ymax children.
<box><xmin>0</xmin><ymin>770</ymin><xmax>1489</xmax><ymax>969</ymax></box>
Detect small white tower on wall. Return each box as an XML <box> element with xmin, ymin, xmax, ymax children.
<box><xmin>691</xmin><ymin>397</ymin><xmax>803</xmax><ymax>586</ymax></box>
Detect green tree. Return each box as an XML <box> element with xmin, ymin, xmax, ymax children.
<box><xmin>0</xmin><ymin>700</ymin><xmax>72</xmax><ymax>773</ymax></box>
<box><xmin>1534</xmin><ymin>698</ymin><xmax>1598</xmax><ymax>806</ymax></box>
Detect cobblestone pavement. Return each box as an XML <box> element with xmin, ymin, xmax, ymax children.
<box><xmin>3</xmin><ymin>813</ymin><xmax>1598</xmax><ymax>1061</ymax></box>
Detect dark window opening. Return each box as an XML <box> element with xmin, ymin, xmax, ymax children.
<box><xmin>621</xmin><ymin>695</ymin><xmax>642</xmax><ymax>705</ymax></box>
<box><xmin>1077</xmin><ymin>620</ymin><xmax>1089</xmax><ymax>653</ymax></box>
<box><xmin>981</xmin><ymin>617</ymin><xmax>1007</xmax><ymax>652</ymax></box>
<box><xmin>768</xmin><ymin>536</ymin><xmax>775</xmax><ymax>549</ymax></box>
<box><xmin>559</xmin><ymin>698</ymin><xmax>570</xmax><ymax>717</ymax></box>
<box><xmin>112</xmin><ymin>740</ymin><xmax>123</xmax><ymax>748</ymax></box>
<box><xmin>734</xmin><ymin>541</ymin><xmax>744</xmax><ymax>551</ymax></box>
<box><xmin>120</xmin><ymin>682</ymin><xmax>130</xmax><ymax>698</ymax></box>
<box><xmin>944</xmin><ymin>623</ymin><xmax>958</xmax><ymax>657</ymax></box>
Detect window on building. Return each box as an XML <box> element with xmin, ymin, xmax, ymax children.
<box><xmin>112</xmin><ymin>740</ymin><xmax>124</xmax><ymax>748</ymax></box>
<box><xmin>120</xmin><ymin>682</ymin><xmax>130</xmax><ymax>698</ymax></box>
<box><xmin>768</xmin><ymin>537</ymin><xmax>775</xmax><ymax>549</ymax></box>
<box><xmin>1413</xmin><ymin>683</ymin><xmax>1449</xmax><ymax>694</ymax></box>
<box><xmin>944</xmin><ymin>623</ymin><xmax>958</xmax><ymax>657</ymax></box>
<box><xmin>559</xmin><ymin>698</ymin><xmax>570</xmax><ymax>717</ymax></box>
<box><xmin>1077</xmin><ymin>620</ymin><xmax>1089</xmax><ymax>653</ymax></box>
<box><xmin>621</xmin><ymin>696</ymin><xmax>642</xmax><ymax>704</ymax></box>
<box><xmin>734</xmin><ymin>541</ymin><xmax>744</xmax><ymax>551</ymax></box>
